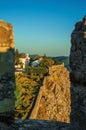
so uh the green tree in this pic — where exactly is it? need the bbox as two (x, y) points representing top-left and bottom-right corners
(15, 49), (19, 65)
(40, 56), (55, 68)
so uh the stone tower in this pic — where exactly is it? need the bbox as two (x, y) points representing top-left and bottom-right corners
(0, 20), (15, 122)
(70, 16), (86, 130)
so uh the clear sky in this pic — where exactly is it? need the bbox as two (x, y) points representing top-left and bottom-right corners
(0, 0), (86, 56)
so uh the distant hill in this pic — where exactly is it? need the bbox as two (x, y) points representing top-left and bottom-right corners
(29, 54), (39, 59)
(52, 56), (70, 70)
(29, 55), (70, 70)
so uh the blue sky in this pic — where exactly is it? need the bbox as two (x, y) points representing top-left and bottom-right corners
(0, 0), (86, 56)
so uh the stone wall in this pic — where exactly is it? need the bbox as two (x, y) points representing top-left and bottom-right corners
(0, 20), (15, 121)
(70, 16), (86, 85)
(30, 64), (71, 123)
(30, 87), (43, 119)
(70, 16), (86, 130)
(0, 120), (70, 130)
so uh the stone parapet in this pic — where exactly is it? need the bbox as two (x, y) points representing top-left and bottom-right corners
(30, 64), (71, 123)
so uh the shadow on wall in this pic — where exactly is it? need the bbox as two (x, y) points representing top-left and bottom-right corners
(69, 15), (86, 130)
(0, 20), (15, 124)
(0, 48), (15, 124)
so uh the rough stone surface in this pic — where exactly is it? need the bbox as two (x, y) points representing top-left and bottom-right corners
(70, 85), (86, 130)
(0, 20), (15, 119)
(70, 16), (86, 130)
(0, 120), (76, 130)
(70, 16), (86, 85)
(30, 64), (71, 123)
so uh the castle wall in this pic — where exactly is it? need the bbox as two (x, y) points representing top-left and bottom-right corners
(0, 20), (15, 121)
(70, 16), (86, 130)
